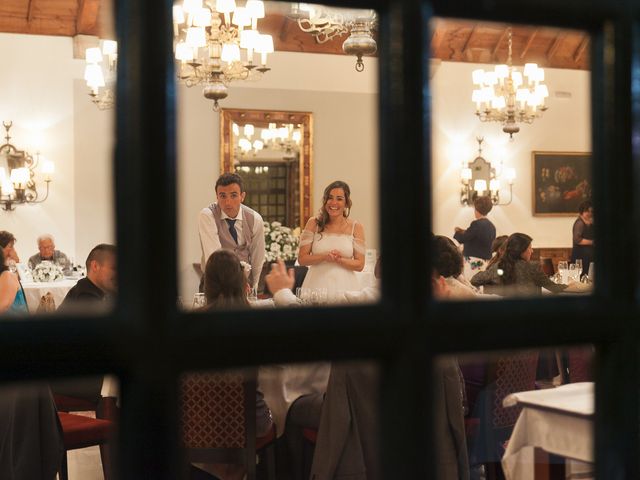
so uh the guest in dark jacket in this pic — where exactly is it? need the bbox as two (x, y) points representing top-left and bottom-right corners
(454, 196), (497, 280)
(454, 196), (496, 260)
(58, 243), (117, 311)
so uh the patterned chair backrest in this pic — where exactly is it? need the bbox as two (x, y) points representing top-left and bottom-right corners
(180, 371), (248, 449)
(491, 351), (539, 428)
(568, 346), (594, 383)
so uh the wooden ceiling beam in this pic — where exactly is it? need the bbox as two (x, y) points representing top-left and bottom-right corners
(573, 36), (589, 65)
(461, 23), (477, 55)
(76, 0), (101, 35)
(26, 0), (35, 24)
(547, 34), (564, 62)
(520, 29), (538, 59)
(0, 15), (76, 36)
(492, 28), (508, 61)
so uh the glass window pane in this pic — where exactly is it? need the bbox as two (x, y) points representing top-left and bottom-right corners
(0, 16), (117, 318)
(438, 345), (594, 478)
(177, 2), (380, 307)
(430, 19), (593, 300)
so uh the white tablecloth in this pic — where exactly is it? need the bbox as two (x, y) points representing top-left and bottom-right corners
(354, 269), (377, 290)
(259, 362), (331, 437)
(21, 279), (78, 313)
(502, 382), (594, 480)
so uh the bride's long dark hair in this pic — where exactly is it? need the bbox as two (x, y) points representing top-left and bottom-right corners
(315, 180), (352, 234)
(497, 233), (532, 285)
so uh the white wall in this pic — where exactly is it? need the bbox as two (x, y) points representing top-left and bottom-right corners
(0, 33), (83, 262)
(431, 61), (591, 247)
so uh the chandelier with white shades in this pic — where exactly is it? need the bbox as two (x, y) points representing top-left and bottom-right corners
(289, 3), (377, 72)
(84, 40), (118, 110)
(174, 0), (274, 110)
(84, 1), (274, 111)
(471, 27), (549, 139)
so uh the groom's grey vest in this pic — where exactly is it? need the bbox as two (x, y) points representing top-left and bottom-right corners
(209, 203), (257, 284)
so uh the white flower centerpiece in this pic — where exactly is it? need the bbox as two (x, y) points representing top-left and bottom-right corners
(32, 260), (64, 283)
(264, 221), (301, 263)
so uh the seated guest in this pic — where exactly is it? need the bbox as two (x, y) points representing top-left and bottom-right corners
(470, 233), (569, 296)
(28, 234), (72, 275)
(433, 235), (479, 299)
(192, 250), (273, 480)
(0, 247), (28, 315)
(485, 234), (508, 269)
(54, 244), (118, 412)
(0, 230), (20, 269)
(58, 244), (117, 312)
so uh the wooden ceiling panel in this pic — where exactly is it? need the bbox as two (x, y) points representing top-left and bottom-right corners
(0, 0), (590, 71)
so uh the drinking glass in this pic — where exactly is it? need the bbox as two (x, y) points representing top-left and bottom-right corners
(568, 264), (579, 282)
(557, 261), (568, 284)
(588, 262), (595, 283)
(575, 259), (583, 273)
(192, 293), (206, 309)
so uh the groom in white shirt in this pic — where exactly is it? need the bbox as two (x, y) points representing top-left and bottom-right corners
(198, 173), (265, 290)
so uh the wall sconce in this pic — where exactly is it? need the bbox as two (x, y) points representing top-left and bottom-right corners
(0, 121), (54, 211)
(460, 137), (515, 206)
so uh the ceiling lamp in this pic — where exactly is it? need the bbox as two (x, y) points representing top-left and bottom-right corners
(0, 122), (54, 211)
(290, 3), (377, 72)
(471, 27), (549, 139)
(460, 137), (515, 206)
(84, 40), (118, 110)
(173, 0), (274, 110)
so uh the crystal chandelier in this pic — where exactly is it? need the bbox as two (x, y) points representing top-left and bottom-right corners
(173, 0), (274, 110)
(84, 40), (118, 110)
(289, 3), (377, 72)
(0, 122), (54, 211)
(471, 27), (549, 139)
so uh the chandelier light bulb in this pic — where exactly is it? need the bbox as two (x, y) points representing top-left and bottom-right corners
(183, 0), (203, 14)
(175, 42), (194, 61)
(232, 123), (240, 136)
(216, 0), (236, 14)
(253, 139), (264, 150)
(474, 179), (487, 195)
(461, 168), (472, 182)
(42, 159), (55, 181)
(85, 47), (103, 64)
(173, 5), (185, 23)
(472, 69), (485, 85)
(495, 64), (508, 79)
(84, 64), (106, 88)
(186, 26), (207, 48)
(193, 7), (212, 27)
(292, 130), (301, 143)
(244, 124), (255, 137)
(102, 40), (117, 55)
(232, 7), (251, 27)
(489, 179), (500, 192)
(2, 178), (14, 196)
(505, 168), (516, 184)
(0, 167), (5, 183)
(221, 43), (241, 63)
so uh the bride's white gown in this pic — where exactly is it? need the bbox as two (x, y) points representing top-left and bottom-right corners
(300, 222), (364, 293)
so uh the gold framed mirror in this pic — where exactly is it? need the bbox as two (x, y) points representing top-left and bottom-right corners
(220, 108), (313, 229)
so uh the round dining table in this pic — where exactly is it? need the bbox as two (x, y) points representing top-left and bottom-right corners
(21, 278), (79, 313)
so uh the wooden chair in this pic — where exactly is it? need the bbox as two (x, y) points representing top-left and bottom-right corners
(58, 411), (115, 480)
(55, 393), (119, 480)
(181, 369), (273, 480)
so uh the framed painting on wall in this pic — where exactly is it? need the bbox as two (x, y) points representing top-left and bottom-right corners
(532, 151), (592, 216)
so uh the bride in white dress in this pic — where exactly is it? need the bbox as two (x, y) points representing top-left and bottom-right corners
(298, 181), (366, 293)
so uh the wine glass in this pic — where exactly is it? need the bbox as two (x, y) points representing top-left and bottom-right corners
(192, 293), (206, 309)
(568, 263), (578, 282)
(557, 261), (568, 284)
(575, 258), (583, 273)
